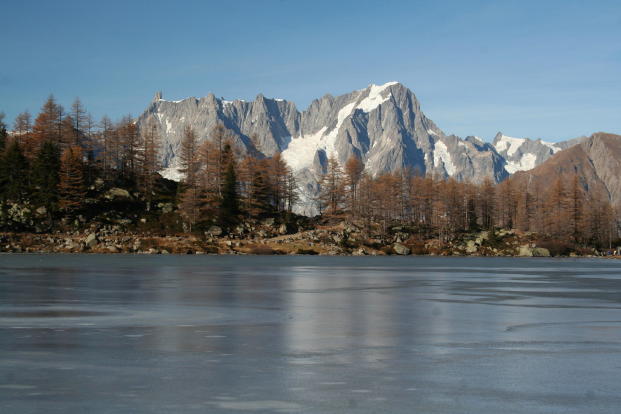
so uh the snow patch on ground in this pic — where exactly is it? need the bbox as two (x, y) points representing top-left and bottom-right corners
(165, 120), (173, 134)
(494, 134), (525, 156)
(427, 129), (438, 136)
(433, 141), (456, 176)
(504, 153), (537, 174)
(160, 166), (184, 182)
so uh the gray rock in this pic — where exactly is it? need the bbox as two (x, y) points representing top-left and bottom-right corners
(518, 245), (533, 257)
(393, 243), (411, 255)
(207, 226), (223, 236)
(160, 203), (174, 214)
(84, 233), (98, 248)
(532, 247), (551, 257)
(465, 240), (478, 254)
(105, 188), (131, 200)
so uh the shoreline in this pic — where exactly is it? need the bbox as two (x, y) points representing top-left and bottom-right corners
(1, 228), (618, 258)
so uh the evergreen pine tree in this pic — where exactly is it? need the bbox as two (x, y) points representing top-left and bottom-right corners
(0, 141), (30, 202)
(0, 112), (7, 153)
(219, 160), (239, 227)
(32, 141), (61, 211)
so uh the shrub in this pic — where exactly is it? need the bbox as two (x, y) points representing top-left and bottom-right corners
(535, 239), (574, 257)
(296, 248), (318, 255)
(248, 245), (284, 255)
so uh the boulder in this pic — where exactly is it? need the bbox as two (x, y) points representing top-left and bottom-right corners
(352, 247), (367, 256)
(518, 245), (533, 257)
(207, 226), (223, 237)
(532, 247), (551, 257)
(393, 243), (411, 255)
(105, 188), (131, 200)
(466, 240), (478, 253)
(278, 223), (288, 235)
(84, 233), (98, 248)
(160, 202), (174, 214)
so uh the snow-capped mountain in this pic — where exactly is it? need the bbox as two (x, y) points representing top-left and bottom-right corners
(492, 133), (587, 174)
(510, 132), (621, 208)
(136, 82), (582, 213)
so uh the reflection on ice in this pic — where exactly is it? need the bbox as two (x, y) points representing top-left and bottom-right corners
(0, 255), (621, 413)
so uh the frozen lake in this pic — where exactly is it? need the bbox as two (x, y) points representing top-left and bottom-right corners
(1, 255), (621, 413)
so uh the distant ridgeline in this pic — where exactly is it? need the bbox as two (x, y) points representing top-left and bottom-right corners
(0, 92), (619, 251)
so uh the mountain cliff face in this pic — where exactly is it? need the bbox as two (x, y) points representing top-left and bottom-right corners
(492, 132), (588, 174)
(136, 82), (589, 213)
(511, 133), (621, 207)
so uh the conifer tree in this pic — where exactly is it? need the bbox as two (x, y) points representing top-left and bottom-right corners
(70, 98), (88, 146)
(33, 95), (62, 147)
(0, 141), (29, 202)
(248, 160), (271, 216)
(319, 155), (345, 215)
(344, 155), (364, 217)
(99, 116), (115, 181)
(219, 157), (239, 227)
(137, 122), (161, 210)
(58, 146), (86, 213)
(178, 126), (201, 231)
(31, 141), (61, 211)
(0, 112), (6, 153)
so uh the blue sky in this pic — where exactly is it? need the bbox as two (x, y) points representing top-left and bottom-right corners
(2, 0), (620, 141)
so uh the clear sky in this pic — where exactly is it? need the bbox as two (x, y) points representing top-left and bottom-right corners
(2, 0), (620, 141)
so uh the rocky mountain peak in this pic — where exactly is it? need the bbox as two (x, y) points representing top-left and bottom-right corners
(136, 82), (590, 214)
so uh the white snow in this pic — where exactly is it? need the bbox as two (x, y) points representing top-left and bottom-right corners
(541, 140), (562, 153)
(160, 166), (184, 182)
(165, 119), (173, 134)
(494, 134), (525, 156)
(282, 100), (357, 171)
(433, 140), (456, 176)
(278, 82), (399, 175)
(504, 153), (537, 174)
(427, 129), (438, 136)
(281, 127), (328, 171)
(159, 98), (187, 104)
(275, 98), (285, 102)
(356, 83), (393, 112)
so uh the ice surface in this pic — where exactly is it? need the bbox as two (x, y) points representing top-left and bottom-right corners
(1, 255), (621, 413)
